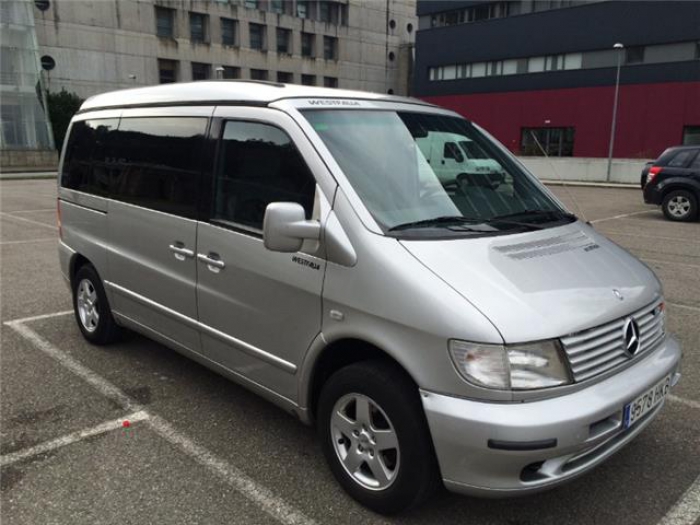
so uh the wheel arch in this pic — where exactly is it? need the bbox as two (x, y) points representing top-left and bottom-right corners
(301, 335), (420, 425)
(660, 179), (700, 201)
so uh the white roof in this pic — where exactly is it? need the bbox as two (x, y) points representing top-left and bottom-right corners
(80, 81), (432, 112)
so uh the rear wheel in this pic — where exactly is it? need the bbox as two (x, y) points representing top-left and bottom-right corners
(317, 360), (440, 514)
(72, 264), (120, 344)
(662, 189), (697, 222)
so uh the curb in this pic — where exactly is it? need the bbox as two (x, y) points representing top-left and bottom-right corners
(541, 179), (639, 189)
(0, 172), (57, 181)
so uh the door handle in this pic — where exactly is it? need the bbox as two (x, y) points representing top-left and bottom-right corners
(169, 243), (195, 261)
(197, 252), (225, 273)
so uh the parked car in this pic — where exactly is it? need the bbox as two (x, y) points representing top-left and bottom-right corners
(642, 145), (700, 221)
(58, 82), (681, 514)
(640, 161), (653, 188)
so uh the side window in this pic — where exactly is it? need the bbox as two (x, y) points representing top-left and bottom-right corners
(667, 150), (693, 168)
(212, 121), (316, 231)
(110, 117), (207, 219)
(61, 119), (118, 196)
(443, 142), (464, 163)
(689, 152), (700, 170)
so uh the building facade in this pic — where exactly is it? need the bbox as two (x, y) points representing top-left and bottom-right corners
(414, 1), (700, 159)
(32, 0), (416, 100)
(1, 0), (55, 168)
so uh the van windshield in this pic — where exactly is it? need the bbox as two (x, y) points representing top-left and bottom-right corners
(302, 110), (574, 237)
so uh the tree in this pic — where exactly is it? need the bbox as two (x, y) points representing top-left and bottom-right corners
(47, 89), (83, 151)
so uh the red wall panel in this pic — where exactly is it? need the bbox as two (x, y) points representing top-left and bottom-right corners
(423, 82), (700, 159)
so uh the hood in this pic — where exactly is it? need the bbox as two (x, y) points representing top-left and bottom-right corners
(400, 222), (661, 343)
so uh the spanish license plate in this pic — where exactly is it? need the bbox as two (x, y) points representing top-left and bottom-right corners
(623, 374), (671, 429)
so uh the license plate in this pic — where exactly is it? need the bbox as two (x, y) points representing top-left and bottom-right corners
(623, 374), (671, 429)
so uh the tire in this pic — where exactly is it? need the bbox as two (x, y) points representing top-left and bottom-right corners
(317, 360), (441, 514)
(72, 264), (121, 345)
(662, 189), (698, 222)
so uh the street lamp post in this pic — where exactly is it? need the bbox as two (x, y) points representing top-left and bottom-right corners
(606, 42), (625, 182)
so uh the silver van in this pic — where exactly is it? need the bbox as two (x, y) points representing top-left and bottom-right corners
(58, 82), (682, 514)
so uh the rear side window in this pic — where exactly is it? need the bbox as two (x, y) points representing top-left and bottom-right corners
(667, 150), (694, 168)
(110, 117), (207, 219)
(61, 119), (119, 196)
(212, 121), (316, 231)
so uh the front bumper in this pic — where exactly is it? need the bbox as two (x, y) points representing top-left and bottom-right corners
(421, 336), (682, 497)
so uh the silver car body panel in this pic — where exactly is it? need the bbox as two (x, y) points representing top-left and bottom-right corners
(57, 83), (682, 498)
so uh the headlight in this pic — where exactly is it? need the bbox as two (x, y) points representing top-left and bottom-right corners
(449, 340), (571, 390)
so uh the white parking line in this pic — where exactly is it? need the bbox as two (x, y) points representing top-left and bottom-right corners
(657, 474), (700, 525)
(0, 212), (57, 230)
(590, 210), (656, 223)
(0, 411), (149, 467)
(668, 302), (700, 313)
(642, 258), (700, 270)
(668, 395), (700, 410)
(0, 238), (56, 245)
(4, 315), (317, 525)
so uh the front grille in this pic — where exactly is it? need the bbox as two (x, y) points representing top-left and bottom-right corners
(560, 300), (665, 382)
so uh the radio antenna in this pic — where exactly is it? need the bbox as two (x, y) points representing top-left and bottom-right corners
(529, 131), (588, 223)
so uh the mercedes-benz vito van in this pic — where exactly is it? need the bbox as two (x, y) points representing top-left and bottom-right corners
(58, 82), (682, 514)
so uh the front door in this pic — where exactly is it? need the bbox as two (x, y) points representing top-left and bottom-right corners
(196, 110), (326, 402)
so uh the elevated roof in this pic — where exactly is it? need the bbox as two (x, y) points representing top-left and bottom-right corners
(80, 81), (432, 112)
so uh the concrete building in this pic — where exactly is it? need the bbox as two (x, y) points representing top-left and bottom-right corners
(413, 1), (700, 182)
(1, 0), (55, 170)
(32, 0), (417, 100)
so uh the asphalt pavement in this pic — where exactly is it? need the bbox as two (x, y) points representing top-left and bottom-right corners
(1, 179), (699, 525)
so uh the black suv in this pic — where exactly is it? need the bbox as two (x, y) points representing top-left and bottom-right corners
(642, 145), (700, 222)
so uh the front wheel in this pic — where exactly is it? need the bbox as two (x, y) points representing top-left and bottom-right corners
(662, 189), (698, 222)
(317, 360), (440, 514)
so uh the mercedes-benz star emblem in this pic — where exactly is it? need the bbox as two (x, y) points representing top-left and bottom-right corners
(623, 318), (640, 356)
(613, 289), (624, 301)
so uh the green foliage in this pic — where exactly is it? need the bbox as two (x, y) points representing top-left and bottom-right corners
(47, 89), (83, 151)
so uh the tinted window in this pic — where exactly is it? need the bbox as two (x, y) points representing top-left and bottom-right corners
(667, 150), (694, 167)
(61, 118), (119, 196)
(111, 117), (207, 218)
(213, 121), (316, 231)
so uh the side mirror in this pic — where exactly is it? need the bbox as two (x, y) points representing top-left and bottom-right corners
(263, 202), (321, 253)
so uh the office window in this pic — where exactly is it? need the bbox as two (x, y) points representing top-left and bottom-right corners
(249, 23), (266, 50)
(222, 66), (241, 79)
(319, 1), (340, 23)
(471, 62), (486, 77)
(192, 62), (211, 80)
(487, 60), (503, 76)
(270, 0), (284, 13)
(158, 59), (178, 83)
(155, 7), (175, 38)
(221, 18), (237, 46)
(528, 56), (545, 73)
(250, 69), (268, 80)
(301, 74), (315, 86)
(212, 121), (316, 230)
(110, 118), (207, 219)
(61, 119), (119, 197)
(277, 71), (294, 83)
(521, 127), (575, 157)
(323, 76), (338, 88)
(301, 32), (315, 57)
(189, 12), (208, 43)
(564, 53), (583, 70)
(245, 0), (258, 9)
(626, 46), (645, 64)
(277, 28), (291, 54)
(297, 0), (308, 18)
(545, 54), (565, 71)
(683, 126), (700, 146)
(502, 59), (517, 75)
(323, 36), (337, 60)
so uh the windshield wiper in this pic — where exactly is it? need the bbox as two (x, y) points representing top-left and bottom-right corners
(388, 216), (485, 232)
(491, 209), (576, 223)
(388, 215), (543, 233)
